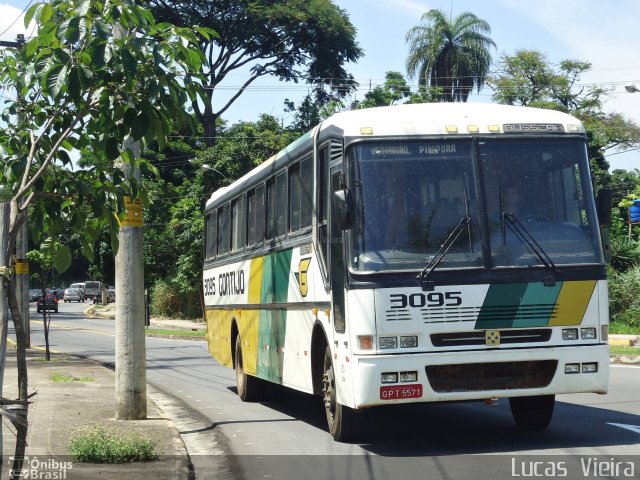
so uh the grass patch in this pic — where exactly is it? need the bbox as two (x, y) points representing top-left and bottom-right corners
(145, 328), (205, 337)
(609, 322), (640, 335)
(611, 345), (640, 356)
(68, 425), (157, 463)
(50, 373), (94, 383)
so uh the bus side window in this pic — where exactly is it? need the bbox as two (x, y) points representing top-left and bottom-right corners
(289, 163), (301, 232)
(247, 185), (265, 246)
(217, 203), (230, 255)
(231, 195), (246, 251)
(205, 210), (217, 259)
(266, 172), (287, 239)
(300, 157), (313, 229)
(318, 147), (329, 266)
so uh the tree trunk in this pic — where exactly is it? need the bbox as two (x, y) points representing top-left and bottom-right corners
(8, 281), (28, 480)
(0, 201), (10, 464)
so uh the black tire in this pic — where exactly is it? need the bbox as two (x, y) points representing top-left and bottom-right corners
(322, 345), (356, 442)
(235, 335), (262, 402)
(36, 308), (41, 313)
(54, 307), (58, 313)
(509, 395), (555, 430)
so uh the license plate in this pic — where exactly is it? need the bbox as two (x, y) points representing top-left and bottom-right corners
(380, 384), (423, 400)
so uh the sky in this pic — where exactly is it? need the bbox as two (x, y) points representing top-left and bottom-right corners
(0, 0), (639, 171)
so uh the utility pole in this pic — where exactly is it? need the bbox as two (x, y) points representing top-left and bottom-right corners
(113, 23), (146, 420)
(115, 138), (146, 420)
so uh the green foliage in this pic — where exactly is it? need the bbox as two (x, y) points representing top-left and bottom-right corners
(150, 279), (200, 319)
(68, 424), (157, 463)
(352, 71), (441, 110)
(609, 237), (640, 272)
(487, 50), (640, 192)
(148, 0), (362, 145)
(142, 114), (295, 312)
(0, 0), (207, 271)
(608, 266), (640, 329)
(406, 9), (496, 102)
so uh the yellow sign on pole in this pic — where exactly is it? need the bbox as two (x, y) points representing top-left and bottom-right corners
(122, 196), (143, 227)
(15, 259), (29, 275)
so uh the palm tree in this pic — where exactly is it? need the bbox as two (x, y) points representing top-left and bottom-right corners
(406, 9), (496, 102)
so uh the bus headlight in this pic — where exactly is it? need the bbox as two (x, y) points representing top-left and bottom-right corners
(400, 371), (418, 383)
(400, 336), (418, 348)
(580, 328), (597, 340)
(562, 328), (578, 341)
(379, 337), (397, 349)
(381, 372), (398, 384)
(582, 362), (598, 373)
(565, 363), (580, 374)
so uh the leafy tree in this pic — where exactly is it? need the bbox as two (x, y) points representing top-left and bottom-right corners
(406, 9), (495, 102)
(352, 71), (442, 109)
(487, 50), (640, 192)
(147, 0), (363, 145)
(0, 0), (206, 469)
(141, 114), (296, 317)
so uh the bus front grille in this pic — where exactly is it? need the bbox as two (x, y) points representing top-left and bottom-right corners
(425, 360), (557, 393)
(431, 328), (552, 347)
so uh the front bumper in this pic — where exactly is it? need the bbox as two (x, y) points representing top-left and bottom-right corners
(349, 344), (609, 409)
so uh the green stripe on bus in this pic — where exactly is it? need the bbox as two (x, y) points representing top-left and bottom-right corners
(257, 309), (286, 383)
(475, 283), (528, 329)
(256, 249), (292, 383)
(261, 250), (293, 304)
(513, 282), (563, 328)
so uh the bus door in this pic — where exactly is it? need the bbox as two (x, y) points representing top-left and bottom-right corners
(329, 166), (347, 334)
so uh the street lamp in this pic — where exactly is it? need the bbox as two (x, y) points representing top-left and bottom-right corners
(201, 164), (230, 182)
(625, 84), (640, 93)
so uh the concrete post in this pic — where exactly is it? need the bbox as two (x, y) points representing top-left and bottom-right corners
(15, 221), (29, 348)
(114, 138), (147, 420)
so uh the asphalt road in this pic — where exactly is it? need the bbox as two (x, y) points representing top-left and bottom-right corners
(15, 301), (640, 480)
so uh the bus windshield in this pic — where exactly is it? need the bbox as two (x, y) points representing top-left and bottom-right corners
(350, 138), (603, 272)
(350, 140), (482, 272)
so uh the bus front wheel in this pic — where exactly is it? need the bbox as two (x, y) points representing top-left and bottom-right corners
(322, 346), (356, 442)
(235, 335), (261, 402)
(509, 394), (555, 430)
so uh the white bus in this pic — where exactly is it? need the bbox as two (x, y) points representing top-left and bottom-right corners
(203, 103), (609, 441)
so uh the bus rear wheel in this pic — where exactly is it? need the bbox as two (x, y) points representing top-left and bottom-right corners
(235, 335), (261, 402)
(322, 345), (356, 442)
(509, 394), (555, 430)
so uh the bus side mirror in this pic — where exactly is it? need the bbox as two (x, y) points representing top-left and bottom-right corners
(596, 188), (612, 228)
(334, 189), (354, 230)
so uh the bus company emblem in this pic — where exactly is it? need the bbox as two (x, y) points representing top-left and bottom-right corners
(296, 258), (312, 297)
(485, 330), (500, 346)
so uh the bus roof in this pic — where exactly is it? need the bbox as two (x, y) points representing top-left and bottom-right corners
(205, 103), (584, 209)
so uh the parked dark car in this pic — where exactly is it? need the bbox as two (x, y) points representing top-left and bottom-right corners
(37, 293), (58, 313)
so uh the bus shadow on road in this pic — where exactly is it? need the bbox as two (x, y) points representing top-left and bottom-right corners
(255, 389), (640, 455)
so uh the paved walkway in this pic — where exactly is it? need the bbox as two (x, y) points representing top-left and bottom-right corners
(1, 346), (190, 480)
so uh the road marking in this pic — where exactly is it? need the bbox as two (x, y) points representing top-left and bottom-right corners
(31, 320), (115, 337)
(8, 338), (64, 354)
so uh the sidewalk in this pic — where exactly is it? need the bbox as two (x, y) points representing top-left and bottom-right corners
(1, 346), (191, 480)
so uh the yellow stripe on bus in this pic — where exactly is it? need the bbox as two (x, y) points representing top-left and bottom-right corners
(549, 280), (596, 326)
(248, 256), (264, 304)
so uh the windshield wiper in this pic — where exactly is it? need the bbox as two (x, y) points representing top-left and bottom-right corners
(417, 217), (471, 291)
(503, 212), (558, 286)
